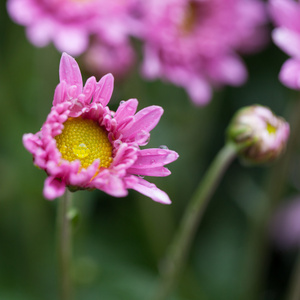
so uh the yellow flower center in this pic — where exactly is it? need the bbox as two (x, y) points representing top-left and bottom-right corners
(55, 117), (113, 169)
(267, 122), (277, 135)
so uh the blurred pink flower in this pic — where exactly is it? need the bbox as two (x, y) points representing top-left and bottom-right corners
(269, 0), (300, 89)
(82, 37), (136, 79)
(271, 197), (300, 249)
(23, 53), (178, 203)
(137, 0), (268, 105)
(7, 0), (136, 56)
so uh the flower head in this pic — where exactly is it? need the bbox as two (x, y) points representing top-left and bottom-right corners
(137, 0), (268, 105)
(7, 0), (136, 56)
(269, 0), (300, 89)
(227, 105), (290, 164)
(23, 53), (178, 203)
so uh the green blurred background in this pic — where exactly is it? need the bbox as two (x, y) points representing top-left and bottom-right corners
(1, 2), (299, 300)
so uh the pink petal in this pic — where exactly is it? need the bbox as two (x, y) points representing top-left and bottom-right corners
(53, 81), (67, 106)
(54, 28), (89, 57)
(131, 149), (179, 168)
(279, 58), (300, 89)
(269, 0), (300, 29)
(272, 28), (300, 58)
(59, 53), (83, 95)
(185, 77), (212, 106)
(69, 160), (99, 186)
(114, 98), (138, 122)
(92, 172), (128, 197)
(43, 176), (66, 200)
(111, 143), (137, 169)
(208, 55), (247, 86)
(82, 76), (97, 104)
(27, 21), (52, 47)
(7, 0), (36, 25)
(116, 116), (135, 132)
(23, 133), (42, 154)
(127, 166), (171, 177)
(93, 73), (114, 107)
(121, 106), (163, 141)
(141, 46), (161, 79)
(124, 176), (171, 204)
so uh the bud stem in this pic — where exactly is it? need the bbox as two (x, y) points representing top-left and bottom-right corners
(153, 142), (238, 300)
(57, 190), (73, 300)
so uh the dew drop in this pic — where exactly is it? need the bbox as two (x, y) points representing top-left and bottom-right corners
(114, 140), (122, 147)
(120, 100), (125, 105)
(159, 145), (168, 150)
(73, 143), (90, 158)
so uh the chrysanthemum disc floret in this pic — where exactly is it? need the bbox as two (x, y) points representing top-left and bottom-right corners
(55, 117), (113, 170)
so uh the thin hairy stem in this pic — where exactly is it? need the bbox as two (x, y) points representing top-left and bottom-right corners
(57, 190), (73, 300)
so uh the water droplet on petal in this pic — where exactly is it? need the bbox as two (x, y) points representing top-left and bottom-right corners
(120, 100), (125, 105)
(159, 145), (168, 150)
(114, 140), (122, 147)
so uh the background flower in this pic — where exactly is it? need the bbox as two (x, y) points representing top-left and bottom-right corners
(271, 197), (300, 250)
(6, 0), (136, 56)
(269, 0), (300, 89)
(137, 0), (268, 105)
(7, 0), (268, 104)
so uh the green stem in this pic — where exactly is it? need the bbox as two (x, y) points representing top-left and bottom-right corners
(57, 190), (73, 300)
(153, 142), (238, 300)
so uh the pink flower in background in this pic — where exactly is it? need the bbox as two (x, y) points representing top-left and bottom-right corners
(23, 53), (178, 203)
(82, 36), (136, 79)
(271, 197), (300, 249)
(137, 0), (268, 105)
(269, 0), (300, 89)
(7, 0), (136, 56)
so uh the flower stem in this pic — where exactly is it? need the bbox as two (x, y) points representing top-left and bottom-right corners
(57, 190), (73, 300)
(153, 142), (238, 300)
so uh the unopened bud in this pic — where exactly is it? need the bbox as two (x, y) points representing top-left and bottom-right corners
(227, 105), (290, 164)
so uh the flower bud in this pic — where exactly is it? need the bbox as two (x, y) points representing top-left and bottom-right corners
(227, 105), (290, 164)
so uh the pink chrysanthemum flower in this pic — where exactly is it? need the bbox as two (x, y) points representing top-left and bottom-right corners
(269, 0), (300, 89)
(23, 53), (178, 204)
(137, 0), (268, 105)
(7, 0), (136, 56)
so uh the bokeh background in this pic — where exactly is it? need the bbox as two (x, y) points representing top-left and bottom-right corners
(1, 1), (299, 300)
